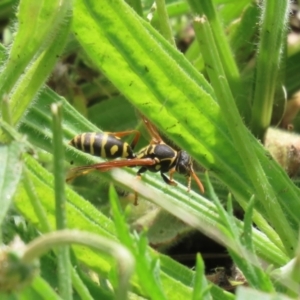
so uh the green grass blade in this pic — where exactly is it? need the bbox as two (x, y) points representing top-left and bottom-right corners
(109, 185), (167, 299)
(0, 142), (23, 234)
(51, 103), (72, 300)
(155, 0), (175, 46)
(126, 0), (143, 16)
(22, 230), (134, 300)
(194, 15), (296, 255)
(192, 254), (212, 300)
(228, 3), (259, 69)
(20, 276), (63, 300)
(187, 0), (249, 120)
(0, 0), (72, 127)
(250, 0), (290, 138)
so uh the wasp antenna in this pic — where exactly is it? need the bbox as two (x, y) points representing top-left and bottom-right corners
(191, 171), (205, 194)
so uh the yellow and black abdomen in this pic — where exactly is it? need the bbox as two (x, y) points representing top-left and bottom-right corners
(69, 133), (135, 159)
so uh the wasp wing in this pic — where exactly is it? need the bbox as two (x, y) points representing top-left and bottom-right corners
(66, 158), (156, 182)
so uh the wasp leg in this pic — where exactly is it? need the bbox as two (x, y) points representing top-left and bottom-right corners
(160, 172), (177, 186)
(105, 130), (141, 151)
(187, 175), (192, 192)
(140, 115), (163, 145)
(169, 168), (205, 194)
(133, 175), (141, 206)
(137, 166), (147, 176)
(132, 167), (148, 205)
(169, 168), (176, 182)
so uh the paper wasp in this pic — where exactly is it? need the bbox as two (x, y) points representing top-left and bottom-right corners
(68, 115), (204, 204)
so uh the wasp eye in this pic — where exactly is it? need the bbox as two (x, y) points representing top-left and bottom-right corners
(176, 151), (192, 175)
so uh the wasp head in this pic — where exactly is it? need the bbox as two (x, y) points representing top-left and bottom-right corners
(175, 150), (193, 176)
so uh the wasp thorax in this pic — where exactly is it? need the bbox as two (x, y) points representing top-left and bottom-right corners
(176, 151), (192, 175)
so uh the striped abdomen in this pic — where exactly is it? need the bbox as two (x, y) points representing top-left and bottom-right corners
(69, 133), (135, 159)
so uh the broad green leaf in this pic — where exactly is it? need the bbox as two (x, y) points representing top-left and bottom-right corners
(71, 0), (300, 251)
(88, 96), (138, 132)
